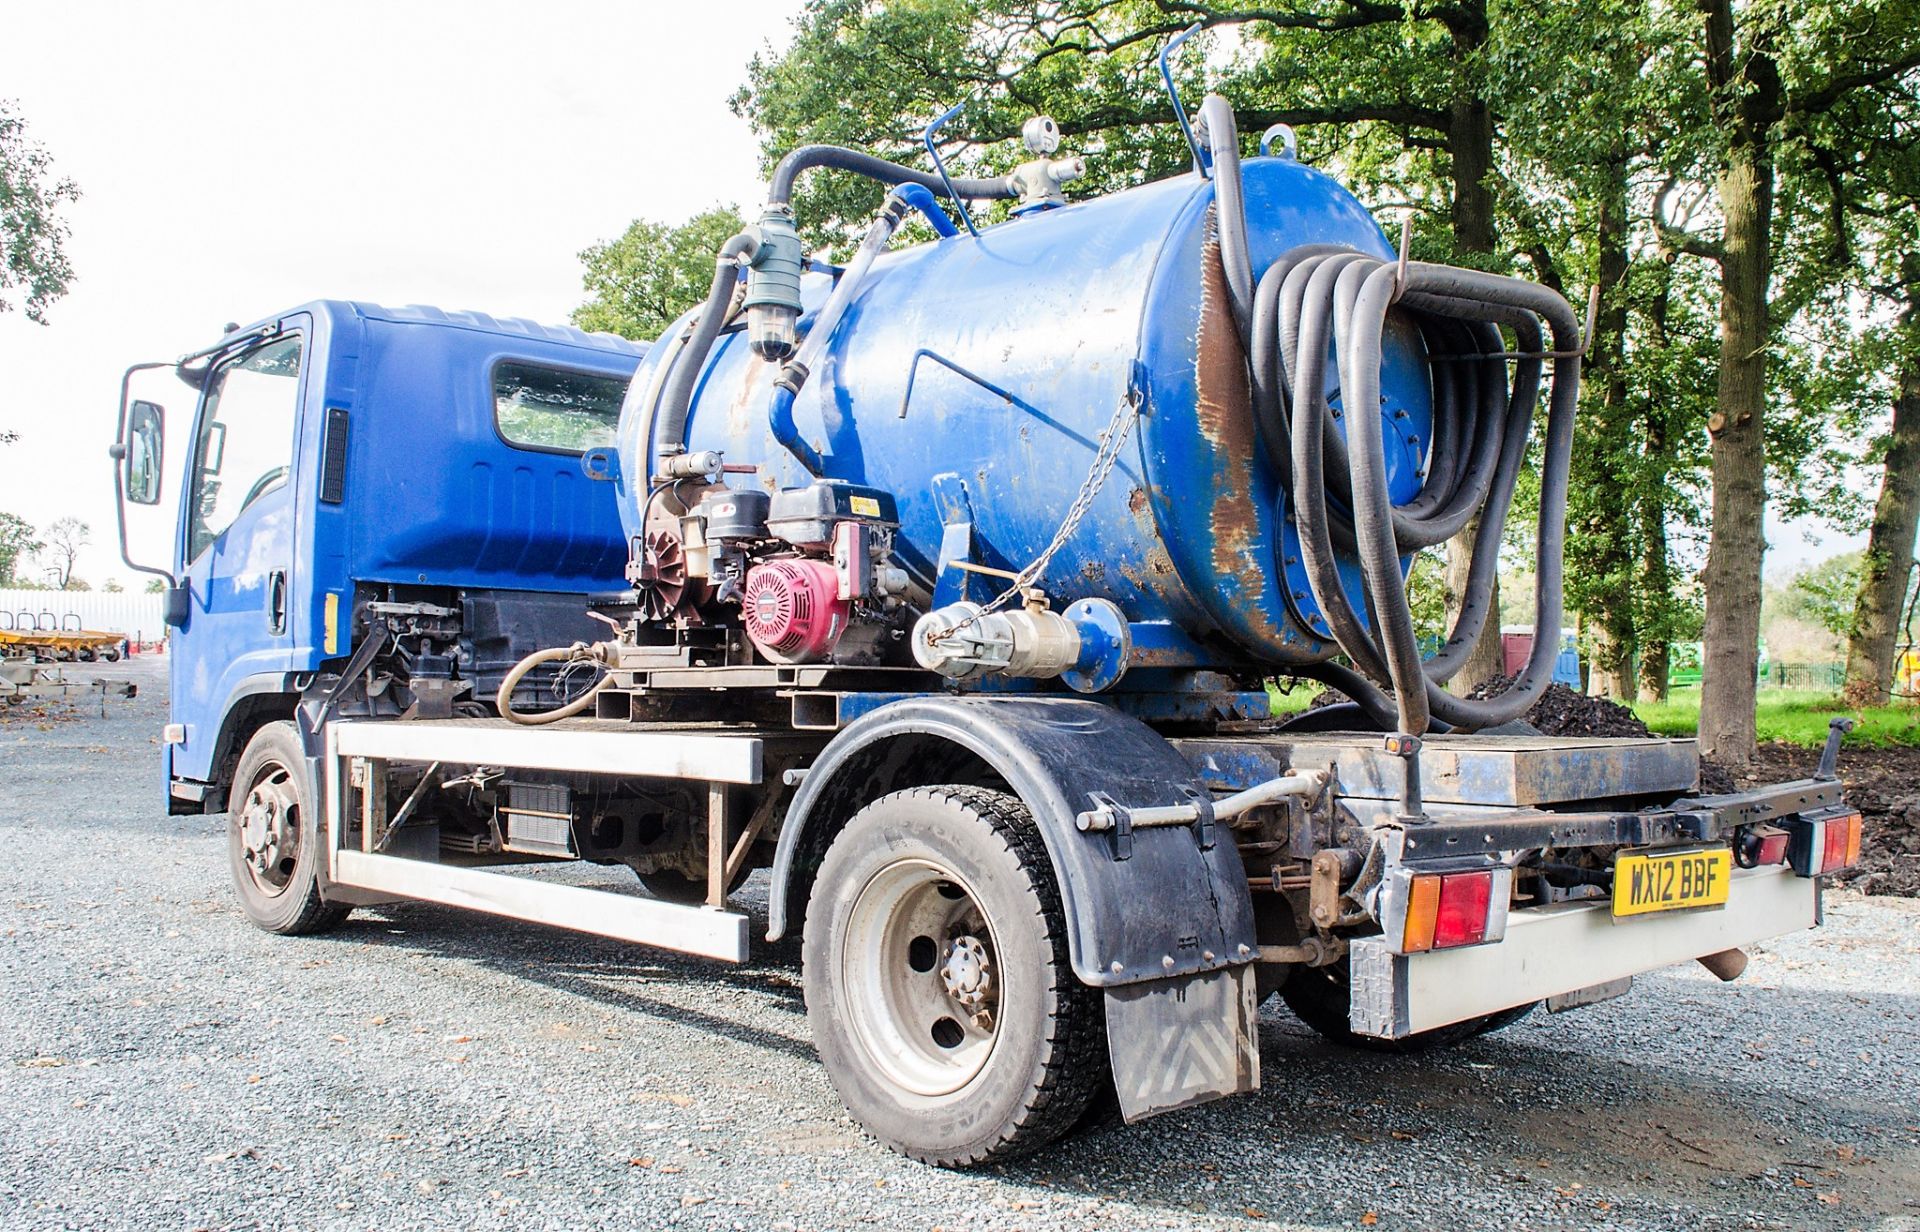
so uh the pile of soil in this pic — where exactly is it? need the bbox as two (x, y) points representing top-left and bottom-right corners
(1714, 743), (1920, 898)
(1464, 674), (1654, 739)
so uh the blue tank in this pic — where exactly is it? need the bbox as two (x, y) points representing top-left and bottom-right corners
(614, 157), (1432, 670)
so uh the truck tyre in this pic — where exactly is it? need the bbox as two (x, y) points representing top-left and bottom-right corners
(228, 721), (350, 936)
(1279, 959), (1535, 1053)
(803, 785), (1105, 1166)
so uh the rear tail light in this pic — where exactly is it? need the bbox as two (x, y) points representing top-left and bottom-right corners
(1787, 811), (1863, 877)
(1738, 825), (1791, 868)
(1391, 866), (1510, 954)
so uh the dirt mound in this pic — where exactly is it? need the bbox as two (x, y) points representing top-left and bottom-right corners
(1729, 743), (1920, 899)
(1464, 675), (1653, 739)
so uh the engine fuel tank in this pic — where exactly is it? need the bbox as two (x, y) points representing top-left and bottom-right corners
(615, 157), (1432, 669)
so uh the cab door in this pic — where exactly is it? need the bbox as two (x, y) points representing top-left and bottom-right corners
(171, 323), (309, 784)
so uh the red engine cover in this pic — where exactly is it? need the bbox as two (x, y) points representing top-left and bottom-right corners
(740, 558), (849, 663)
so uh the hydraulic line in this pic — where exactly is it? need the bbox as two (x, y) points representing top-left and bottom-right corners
(496, 644), (613, 726)
(1206, 113), (1582, 735)
(766, 145), (1016, 208)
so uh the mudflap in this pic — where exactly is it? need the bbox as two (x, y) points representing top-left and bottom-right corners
(1104, 964), (1261, 1123)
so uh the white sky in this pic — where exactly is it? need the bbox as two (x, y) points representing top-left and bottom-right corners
(0, 0), (801, 586)
(0, 0), (1862, 588)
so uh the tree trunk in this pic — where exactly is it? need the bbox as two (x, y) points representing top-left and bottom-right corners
(1637, 254), (1680, 704)
(1444, 525), (1505, 695)
(1842, 333), (1920, 707)
(1439, 0), (1502, 696)
(1585, 160), (1636, 702)
(1696, 0), (1779, 766)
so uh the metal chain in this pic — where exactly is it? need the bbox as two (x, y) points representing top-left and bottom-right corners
(929, 390), (1143, 645)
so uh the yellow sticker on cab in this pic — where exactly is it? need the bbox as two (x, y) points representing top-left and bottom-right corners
(1612, 846), (1732, 917)
(849, 495), (882, 517)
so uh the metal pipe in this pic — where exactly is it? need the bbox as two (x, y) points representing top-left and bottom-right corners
(652, 231), (759, 474)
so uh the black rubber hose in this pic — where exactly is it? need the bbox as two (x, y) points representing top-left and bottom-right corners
(767, 145), (1014, 207)
(1262, 248), (1580, 733)
(651, 231), (758, 471)
(1200, 95), (1255, 345)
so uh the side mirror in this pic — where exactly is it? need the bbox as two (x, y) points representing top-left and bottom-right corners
(162, 585), (190, 629)
(125, 401), (165, 505)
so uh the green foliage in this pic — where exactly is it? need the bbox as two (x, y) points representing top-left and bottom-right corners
(0, 100), (79, 324)
(144, 577), (166, 594)
(1634, 686), (1920, 748)
(572, 207), (747, 341)
(0, 511), (40, 586)
(1775, 551), (1864, 639)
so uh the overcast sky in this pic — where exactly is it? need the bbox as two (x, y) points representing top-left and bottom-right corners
(0, 1), (1860, 589)
(0, 0), (801, 586)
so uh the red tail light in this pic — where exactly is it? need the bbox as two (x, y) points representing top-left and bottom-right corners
(1788, 811), (1863, 876)
(1395, 868), (1507, 954)
(1434, 871), (1494, 947)
(1821, 812), (1863, 873)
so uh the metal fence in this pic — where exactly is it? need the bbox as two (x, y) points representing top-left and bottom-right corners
(0, 589), (168, 642)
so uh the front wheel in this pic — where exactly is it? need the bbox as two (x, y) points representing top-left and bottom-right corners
(227, 721), (350, 935)
(803, 786), (1106, 1166)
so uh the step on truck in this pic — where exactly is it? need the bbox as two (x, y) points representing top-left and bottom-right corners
(112, 83), (1861, 1167)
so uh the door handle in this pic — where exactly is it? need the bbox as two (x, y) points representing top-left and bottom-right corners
(267, 570), (287, 636)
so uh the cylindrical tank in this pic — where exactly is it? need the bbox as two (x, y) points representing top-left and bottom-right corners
(614, 157), (1432, 670)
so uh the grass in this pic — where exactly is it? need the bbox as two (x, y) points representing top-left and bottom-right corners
(1633, 687), (1920, 748)
(1267, 681), (1920, 748)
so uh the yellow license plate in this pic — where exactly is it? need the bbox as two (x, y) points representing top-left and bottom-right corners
(1612, 847), (1732, 917)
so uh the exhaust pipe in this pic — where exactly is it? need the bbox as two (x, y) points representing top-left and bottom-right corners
(1696, 948), (1749, 982)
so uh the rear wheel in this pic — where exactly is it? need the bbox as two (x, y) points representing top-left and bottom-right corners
(227, 721), (350, 935)
(1279, 959), (1535, 1053)
(803, 785), (1105, 1166)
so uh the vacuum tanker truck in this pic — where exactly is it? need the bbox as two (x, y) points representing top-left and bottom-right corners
(112, 82), (1860, 1166)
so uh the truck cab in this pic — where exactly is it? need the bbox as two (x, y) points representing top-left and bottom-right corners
(114, 302), (644, 813)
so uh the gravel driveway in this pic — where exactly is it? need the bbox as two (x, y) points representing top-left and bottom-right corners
(5, 657), (1918, 1232)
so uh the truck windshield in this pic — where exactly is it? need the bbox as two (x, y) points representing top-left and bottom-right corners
(493, 361), (624, 453)
(187, 335), (303, 560)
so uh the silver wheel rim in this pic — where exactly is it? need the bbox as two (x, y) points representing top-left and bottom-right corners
(840, 857), (1002, 1097)
(235, 761), (300, 897)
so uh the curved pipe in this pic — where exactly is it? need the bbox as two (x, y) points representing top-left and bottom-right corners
(768, 186), (925, 474)
(651, 230), (759, 474)
(766, 145), (1013, 207)
(496, 645), (612, 726)
(1199, 95), (1255, 345)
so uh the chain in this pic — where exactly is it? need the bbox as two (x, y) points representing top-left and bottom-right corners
(929, 390), (1143, 646)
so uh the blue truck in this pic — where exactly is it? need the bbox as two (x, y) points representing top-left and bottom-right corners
(112, 87), (1859, 1167)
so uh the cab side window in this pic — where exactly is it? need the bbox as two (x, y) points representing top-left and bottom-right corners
(492, 361), (624, 454)
(187, 335), (303, 560)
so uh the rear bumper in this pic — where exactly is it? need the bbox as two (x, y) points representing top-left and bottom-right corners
(1347, 863), (1820, 1038)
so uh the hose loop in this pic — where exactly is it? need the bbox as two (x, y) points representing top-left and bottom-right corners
(496, 643), (615, 726)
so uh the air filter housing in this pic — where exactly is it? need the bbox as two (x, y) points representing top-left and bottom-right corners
(741, 558), (848, 663)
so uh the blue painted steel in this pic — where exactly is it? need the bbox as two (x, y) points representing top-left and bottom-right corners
(618, 157), (1432, 673)
(168, 301), (642, 783)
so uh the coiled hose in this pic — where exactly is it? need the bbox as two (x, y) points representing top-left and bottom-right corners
(1201, 94), (1582, 735)
(496, 644), (613, 726)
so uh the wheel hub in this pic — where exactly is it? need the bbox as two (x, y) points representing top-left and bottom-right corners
(239, 774), (297, 878)
(841, 859), (1005, 1097)
(941, 935), (992, 1013)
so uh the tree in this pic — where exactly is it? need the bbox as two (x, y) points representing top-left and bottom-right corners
(0, 100), (79, 323)
(39, 516), (88, 590)
(101, 578), (123, 593)
(573, 207), (747, 341)
(1671, 0), (1920, 764)
(144, 577), (166, 594)
(0, 511), (39, 585)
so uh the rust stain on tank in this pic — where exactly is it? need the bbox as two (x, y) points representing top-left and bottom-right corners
(1193, 214), (1282, 643)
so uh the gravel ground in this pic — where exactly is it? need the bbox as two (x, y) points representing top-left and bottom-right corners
(5, 657), (1920, 1232)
